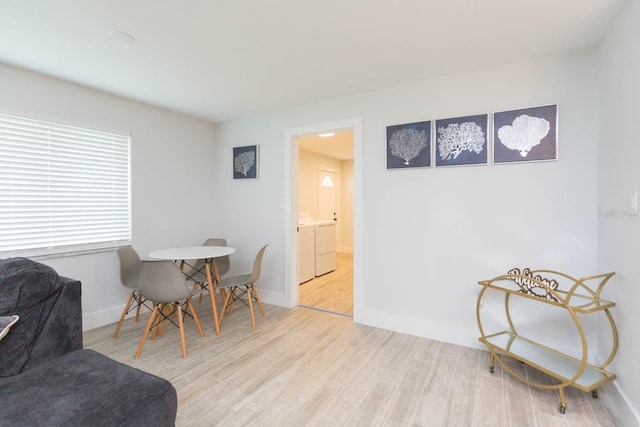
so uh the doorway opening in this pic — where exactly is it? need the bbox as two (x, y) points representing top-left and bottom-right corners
(297, 134), (353, 316)
(283, 118), (362, 320)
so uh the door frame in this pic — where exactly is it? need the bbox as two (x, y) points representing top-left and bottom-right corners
(283, 117), (363, 321)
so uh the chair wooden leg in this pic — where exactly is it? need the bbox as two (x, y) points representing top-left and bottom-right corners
(251, 285), (266, 317)
(113, 291), (136, 338)
(151, 303), (164, 340)
(134, 293), (143, 322)
(187, 298), (205, 338)
(228, 289), (237, 315)
(218, 287), (233, 325)
(166, 305), (174, 337)
(219, 288), (227, 310)
(177, 304), (187, 359)
(161, 304), (172, 337)
(247, 287), (257, 332)
(135, 305), (158, 359)
(218, 288), (230, 314)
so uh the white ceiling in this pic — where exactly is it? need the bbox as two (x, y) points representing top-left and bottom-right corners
(299, 131), (355, 160)
(0, 0), (625, 123)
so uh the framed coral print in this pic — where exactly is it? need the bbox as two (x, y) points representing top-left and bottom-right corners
(435, 114), (488, 167)
(386, 120), (431, 169)
(233, 145), (258, 179)
(493, 104), (558, 164)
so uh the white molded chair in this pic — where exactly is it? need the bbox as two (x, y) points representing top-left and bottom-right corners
(113, 247), (151, 338)
(217, 245), (268, 332)
(134, 260), (205, 359)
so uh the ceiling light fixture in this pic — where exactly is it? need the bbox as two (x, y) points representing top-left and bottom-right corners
(112, 31), (135, 44)
(318, 132), (335, 138)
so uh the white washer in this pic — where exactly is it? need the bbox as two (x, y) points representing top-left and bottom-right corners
(314, 220), (336, 276)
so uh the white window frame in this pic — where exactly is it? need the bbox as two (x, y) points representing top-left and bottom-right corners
(0, 113), (131, 259)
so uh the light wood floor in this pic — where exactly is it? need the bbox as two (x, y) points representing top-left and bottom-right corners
(299, 252), (353, 316)
(84, 298), (619, 426)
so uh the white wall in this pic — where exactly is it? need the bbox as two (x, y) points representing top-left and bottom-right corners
(298, 149), (341, 219)
(0, 63), (218, 330)
(339, 159), (354, 252)
(215, 51), (601, 350)
(598, 0), (640, 423)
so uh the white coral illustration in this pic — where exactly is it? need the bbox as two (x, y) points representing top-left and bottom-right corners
(389, 128), (428, 165)
(234, 150), (256, 176)
(497, 114), (550, 157)
(437, 122), (485, 160)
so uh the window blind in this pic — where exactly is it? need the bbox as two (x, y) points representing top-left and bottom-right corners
(0, 113), (131, 258)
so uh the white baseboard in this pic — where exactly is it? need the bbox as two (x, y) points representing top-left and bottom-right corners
(83, 291), (288, 331)
(355, 306), (480, 349)
(255, 289), (288, 307)
(603, 380), (640, 427)
(82, 304), (126, 331)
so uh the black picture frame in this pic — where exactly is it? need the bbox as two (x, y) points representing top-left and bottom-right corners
(233, 145), (258, 179)
(493, 104), (558, 164)
(435, 114), (488, 167)
(386, 120), (431, 169)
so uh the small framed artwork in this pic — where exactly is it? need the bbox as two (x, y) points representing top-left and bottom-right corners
(493, 104), (558, 164)
(386, 120), (431, 169)
(233, 145), (258, 179)
(435, 114), (488, 167)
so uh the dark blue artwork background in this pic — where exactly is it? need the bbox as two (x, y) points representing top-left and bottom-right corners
(435, 114), (488, 167)
(233, 145), (258, 179)
(493, 104), (557, 163)
(386, 121), (431, 169)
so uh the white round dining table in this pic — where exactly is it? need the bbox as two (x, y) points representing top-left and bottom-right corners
(149, 246), (236, 261)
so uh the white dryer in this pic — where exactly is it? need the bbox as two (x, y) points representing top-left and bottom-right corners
(298, 213), (337, 280)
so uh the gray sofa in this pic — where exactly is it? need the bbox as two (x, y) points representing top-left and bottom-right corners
(0, 257), (177, 426)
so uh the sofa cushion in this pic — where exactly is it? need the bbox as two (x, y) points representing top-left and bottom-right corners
(0, 349), (177, 427)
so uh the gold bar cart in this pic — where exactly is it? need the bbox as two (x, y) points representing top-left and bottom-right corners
(476, 269), (618, 414)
